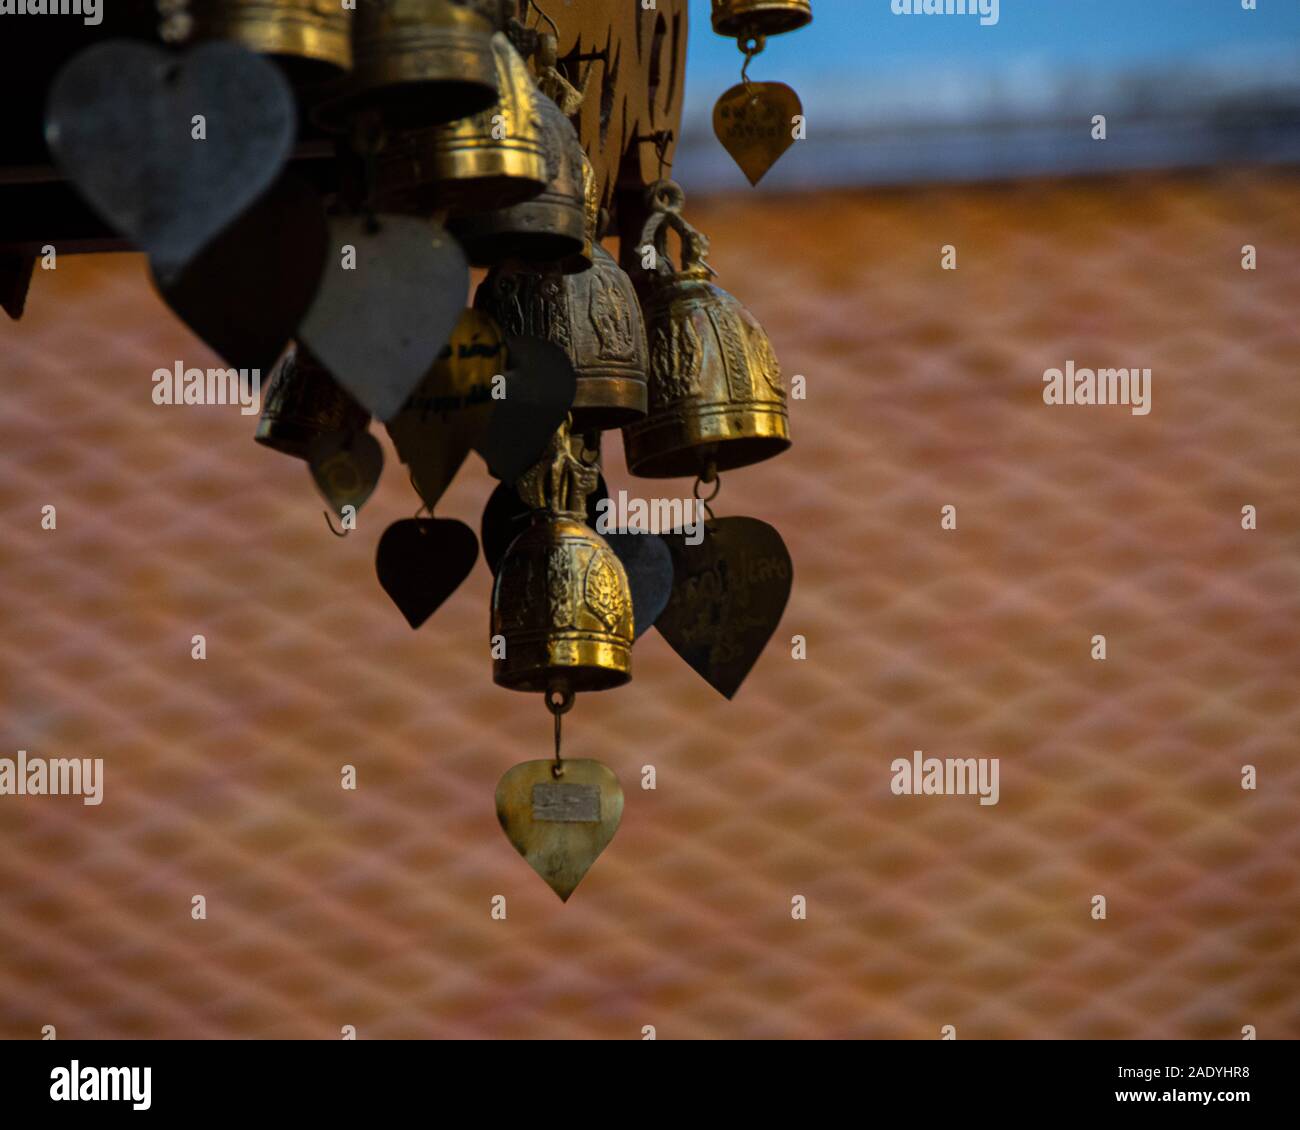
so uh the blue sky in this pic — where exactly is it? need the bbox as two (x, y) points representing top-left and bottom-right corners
(687, 0), (1300, 103)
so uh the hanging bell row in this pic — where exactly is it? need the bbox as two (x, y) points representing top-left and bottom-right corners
(191, 1), (515, 103)
(491, 421), (633, 695)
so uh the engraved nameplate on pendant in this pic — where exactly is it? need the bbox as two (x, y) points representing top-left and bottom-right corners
(532, 781), (601, 823)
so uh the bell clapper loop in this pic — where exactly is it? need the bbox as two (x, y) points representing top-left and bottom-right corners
(546, 685), (575, 778)
(640, 180), (714, 281)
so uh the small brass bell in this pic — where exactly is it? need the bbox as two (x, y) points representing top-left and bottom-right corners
(492, 423), (633, 694)
(315, 0), (499, 131)
(373, 31), (547, 215)
(255, 342), (369, 459)
(622, 180), (790, 478)
(190, 0), (354, 79)
(712, 0), (813, 39)
(450, 91), (588, 267)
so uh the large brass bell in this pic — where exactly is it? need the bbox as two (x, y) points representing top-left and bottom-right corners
(492, 423), (633, 694)
(712, 0), (813, 39)
(190, 0), (354, 79)
(622, 180), (790, 478)
(373, 31), (547, 215)
(315, 0), (499, 131)
(474, 162), (648, 429)
(255, 342), (369, 458)
(450, 91), (588, 266)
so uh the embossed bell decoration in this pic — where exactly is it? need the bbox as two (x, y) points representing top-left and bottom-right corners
(190, 0), (354, 79)
(255, 342), (369, 459)
(315, 0), (499, 132)
(450, 90), (588, 266)
(492, 421), (633, 694)
(474, 156), (648, 430)
(712, 0), (812, 39)
(623, 181), (790, 478)
(373, 31), (547, 214)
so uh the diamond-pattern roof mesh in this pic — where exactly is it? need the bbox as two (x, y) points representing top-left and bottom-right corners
(0, 170), (1297, 1038)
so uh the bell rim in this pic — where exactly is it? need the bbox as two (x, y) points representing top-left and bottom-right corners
(623, 403), (791, 479)
(452, 195), (588, 265)
(712, 0), (813, 38)
(311, 10), (501, 129)
(570, 376), (649, 431)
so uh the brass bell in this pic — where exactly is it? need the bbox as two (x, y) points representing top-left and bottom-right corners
(373, 32), (547, 215)
(492, 423), (633, 694)
(315, 0), (499, 131)
(255, 342), (369, 459)
(622, 181), (790, 478)
(190, 0), (354, 80)
(449, 91), (588, 267)
(712, 0), (813, 39)
(475, 237), (648, 432)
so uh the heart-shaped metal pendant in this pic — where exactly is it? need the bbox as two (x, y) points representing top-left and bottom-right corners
(655, 516), (792, 698)
(299, 215), (469, 423)
(480, 336), (578, 483)
(604, 533), (674, 640)
(307, 430), (383, 516)
(153, 173), (328, 375)
(496, 759), (623, 901)
(375, 518), (479, 630)
(712, 81), (802, 187)
(385, 309), (504, 512)
(46, 40), (296, 281)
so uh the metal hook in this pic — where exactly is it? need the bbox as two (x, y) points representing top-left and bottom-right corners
(740, 35), (765, 97)
(634, 132), (675, 181)
(546, 685), (575, 778)
(530, 0), (560, 39)
(409, 471), (433, 520)
(349, 113), (387, 232)
(693, 463), (720, 525)
(323, 510), (350, 538)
